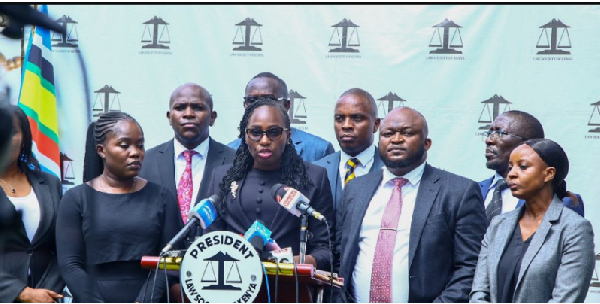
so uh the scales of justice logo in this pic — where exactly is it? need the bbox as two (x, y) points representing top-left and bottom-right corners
(429, 18), (463, 55)
(536, 19), (571, 55)
(60, 153), (75, 186)
(477, 94), (512, 131)
(141, 16), (171, 49)
(328, 18), (360, 53)
(377, 92), (406, 119)
(232, 18), (263, 51)
(591, 254), (600, 288)
(289, 90), (307, 125)
(181, 231), (262, 303)
(51, 15), (78, 48)
(588, 100), (600, 133)
(92, 85), (121, 118)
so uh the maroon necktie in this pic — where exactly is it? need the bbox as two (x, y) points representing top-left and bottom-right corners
(177, 150), (196, 224)
(369, 177), (409, 303)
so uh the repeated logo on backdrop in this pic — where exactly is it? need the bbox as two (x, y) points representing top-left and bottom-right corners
(52, 15), (80, 53)
(60, 153), (75, 186)
(327, 18), (361, 58)
(586, 99), (600, 139)
(591, 254), (600, 293)
(534, 18), (572, 61)
(231, 17), (264, 57)
(377, 92), (406, 119)
(427, 18), (464, 60)
(476, 94), (512, 134)
(140, 16), (172, 55)
(289, 89), (307, 127)
(92, 85), (122, 118)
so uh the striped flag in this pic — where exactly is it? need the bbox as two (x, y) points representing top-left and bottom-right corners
(18, 5), (60, 177)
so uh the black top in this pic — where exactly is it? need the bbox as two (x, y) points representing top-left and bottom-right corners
(56, 181), (180, 302)
(497, 224), (535, 303)
(205, 163), (335, 270)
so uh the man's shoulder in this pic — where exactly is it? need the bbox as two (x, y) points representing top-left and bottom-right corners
(145, 140), (173, 157)
(227, 138), (242, 150)
(292, 128), (331, 146)
(426, 165), (478, 188)
(209, 138), (236, 157)
(312, 151), (340, 167)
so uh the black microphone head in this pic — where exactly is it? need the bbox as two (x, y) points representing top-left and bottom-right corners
(249, 235), (265, 252)
(270, 183), (285, 200)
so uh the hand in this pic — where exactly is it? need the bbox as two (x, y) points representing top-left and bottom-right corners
(293, 254), (317, 267)
(17, 287), (63, 303)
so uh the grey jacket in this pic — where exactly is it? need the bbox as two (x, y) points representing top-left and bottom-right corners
(470, 196), (595, 303)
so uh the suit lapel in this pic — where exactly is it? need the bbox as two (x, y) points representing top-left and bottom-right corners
(370, 148), (384, 172)
(479, 176), (494, 199)
(326, 152), (342, 209)
(196, 138), (222, 205)
(515, 198), (563, 291)
(29, 173), (53, 246)
(408, 164), (440, 268)
(488, 209), (520, 300)
(159, 139), (177, 195)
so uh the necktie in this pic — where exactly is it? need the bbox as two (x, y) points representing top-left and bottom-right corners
(344, 158), (360, 185)
(370, 177), (409, 303)
(486, 178), (508, 221)
(177, 150), (196, 224)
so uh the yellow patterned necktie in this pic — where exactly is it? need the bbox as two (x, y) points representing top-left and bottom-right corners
(344, 158), (360, 185)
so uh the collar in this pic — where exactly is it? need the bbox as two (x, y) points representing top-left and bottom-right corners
(382, 161), (426, 186)
(491, 172), (505, 188)
(173, 136), (210, 159)
(340, 145), (376, 168)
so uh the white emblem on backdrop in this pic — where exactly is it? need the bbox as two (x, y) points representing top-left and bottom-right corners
(180, 231), (263, 303)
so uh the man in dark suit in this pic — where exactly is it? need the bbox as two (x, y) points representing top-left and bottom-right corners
(313, 88), (382, 227)
(228, 72), (335, 162)
(480, 110), (584, 219)
(337, 107), (487, 303)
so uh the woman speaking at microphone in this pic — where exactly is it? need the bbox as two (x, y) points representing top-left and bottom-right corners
(56, 112), (180, 302)
(205, 98), (334, 270)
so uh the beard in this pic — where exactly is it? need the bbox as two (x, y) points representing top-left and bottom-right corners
(381, 143), (426, 169)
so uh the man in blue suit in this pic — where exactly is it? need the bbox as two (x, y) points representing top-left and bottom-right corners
(481, 110), (584, 220)
(313, 88), (382, 223)
(228, 72), (334, 162)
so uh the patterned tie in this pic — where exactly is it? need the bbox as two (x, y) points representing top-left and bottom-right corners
(177, 150), (196, 224)
(344, 158), (360, 185)
(486, 178), (508, 221)
(370, 177), (409, 303)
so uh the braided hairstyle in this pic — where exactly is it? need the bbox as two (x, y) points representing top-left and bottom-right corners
(216, 98), (311, 214)
(82, 111), (142, 182)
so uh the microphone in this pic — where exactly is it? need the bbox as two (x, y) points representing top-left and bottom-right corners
(270, 184), (326, 222)
(244, 220), (275, 261)
(160, 194), (219, 254)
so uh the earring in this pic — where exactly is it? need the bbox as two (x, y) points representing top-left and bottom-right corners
(19, 153), (28, 163)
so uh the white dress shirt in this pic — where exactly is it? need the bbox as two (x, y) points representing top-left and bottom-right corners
(353, 162), (426, 303)
(339, 145), (376, 189)
(8, 187), (40, 242)
(174, 138), (209, 206)
(483, 172), (519, 214)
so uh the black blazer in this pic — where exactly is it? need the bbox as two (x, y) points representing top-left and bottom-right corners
(139, 137), (236, 240)
(337, 164), (488, 303)
(0, 171), (65, 301)
(205, 163), (335, 271)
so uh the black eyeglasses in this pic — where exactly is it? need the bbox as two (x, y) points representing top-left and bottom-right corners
(243, 95), (287, 105)
(483, 129), (526, 141)
(245, 127), (288, 142)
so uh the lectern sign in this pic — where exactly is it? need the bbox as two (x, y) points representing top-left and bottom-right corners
(181, 231), (263, 303)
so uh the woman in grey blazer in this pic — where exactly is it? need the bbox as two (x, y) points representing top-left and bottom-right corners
(470, 139), (594, 303)
(0, 106), (64, 302)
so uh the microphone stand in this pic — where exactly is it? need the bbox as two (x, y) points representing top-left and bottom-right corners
(299, 214), (308, 264)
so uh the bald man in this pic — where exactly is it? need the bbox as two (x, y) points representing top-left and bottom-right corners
(337, 107), (486, 302)
(140, 83), (235, 237)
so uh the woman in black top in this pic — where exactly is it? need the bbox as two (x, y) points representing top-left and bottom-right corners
(56, 111), (180, 302)
(0, 106), (64, 302)
(205, 98), (334, 270)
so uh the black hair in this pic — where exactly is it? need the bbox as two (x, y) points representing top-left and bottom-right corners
(245, 72), (288, 99)
(216, 98), (310, 214)
(82, 111), (141, 182)
(339, 88), (378, 118)
(8, 105), (41, 174)
(503, 110), (545, 140)
(523, 138), (577, 204)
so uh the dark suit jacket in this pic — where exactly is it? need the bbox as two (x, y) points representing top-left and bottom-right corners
(479, 176), (585, 217)
(205, 163), (335, 270)
(312, 149), (384, 228)
(0, 171), (65, 302)
(471, 197), (595, 302)
(337, 164), (487, 303)
(139, 137), (235, 243)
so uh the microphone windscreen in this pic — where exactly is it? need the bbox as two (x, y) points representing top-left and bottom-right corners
(270, 183), (284, 200)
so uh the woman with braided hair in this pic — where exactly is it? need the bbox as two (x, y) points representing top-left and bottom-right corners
(205, 98), (334, 270)
(56, 111), (180, 302)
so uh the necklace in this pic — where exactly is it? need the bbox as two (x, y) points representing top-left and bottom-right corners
(0, 179), (16, 194)
(98, 176), (137, 194)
